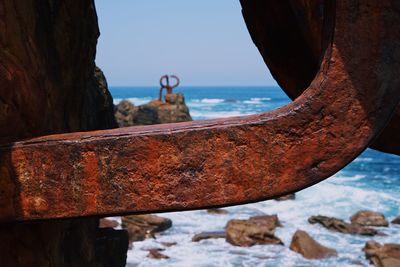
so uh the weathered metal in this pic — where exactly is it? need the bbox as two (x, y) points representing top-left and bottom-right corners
(0, 0), (399, 223)
(159, 75), (180, 102)
(240, 0), (400, 155)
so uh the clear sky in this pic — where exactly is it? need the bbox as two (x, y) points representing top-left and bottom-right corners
(95, 0), (277, 86)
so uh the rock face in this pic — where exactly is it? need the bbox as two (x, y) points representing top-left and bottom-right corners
(0, 1), (121, 266)
(99, 219), (119, 229)
(392, 216), (400, 225)
(207, 208), (229, 215)
(290, 230), (337, 259)
(192, 231), (227, 242)
(275, 193), (296, 201)
(350, 211), (389, 227)
(248, 215), (282, 230)
(363, 241), (400, 267)
(121, 215), (172, 243)
(308, 215), (377, 236)
(225, 219), (283, 247)
(115, 93), (192, 127)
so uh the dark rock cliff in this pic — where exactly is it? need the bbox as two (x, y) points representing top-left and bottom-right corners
(0, 1), (123, 266)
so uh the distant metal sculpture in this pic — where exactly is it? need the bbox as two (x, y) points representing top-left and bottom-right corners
(159, 75), (180, 102)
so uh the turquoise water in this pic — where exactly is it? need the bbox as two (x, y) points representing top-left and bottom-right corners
(111, 86), (400, 267)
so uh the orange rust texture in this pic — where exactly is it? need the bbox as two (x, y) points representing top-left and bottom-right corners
(0, 0), (399, 223)
(240, 0), (400, 156)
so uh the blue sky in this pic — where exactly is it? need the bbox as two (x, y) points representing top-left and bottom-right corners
(95, 0), (277, 86)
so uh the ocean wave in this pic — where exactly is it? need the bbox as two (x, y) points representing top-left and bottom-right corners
(191, 98), (225, 104)
(113, 97), (153, 106)
(190, 110), (253, 119)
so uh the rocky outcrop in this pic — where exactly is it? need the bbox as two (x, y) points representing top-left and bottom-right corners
(115, 93), (192, 127)
(248, 215), (282, 230)
(0, 1), (121, 266)
(308, 215), (377, 236)
(147, 249), (170, 260)
(275, 193), (296, 201)
(121, 215), (172, 243)
(207, 208), (229, 215)
(99, 219), (119, 229)
(289, 230), (337, 259)
(350, 211), (389, 227)
(363, 241), (400, 267)
(392, 216), (400, 225)
(225, 219), (283, 247)
(192, 231), (226, 242)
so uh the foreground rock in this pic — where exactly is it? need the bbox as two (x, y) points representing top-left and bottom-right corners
(121, 215), (172, 243)
(248, 215), (281, 230)
(192, 231), (226, 242)
(207, 208), (229, 215)
(308, 215), (377, 236)
(351, 211), (389, 227)
(363, 241), (400, 267)
(275, 193), (296, 201)
(290, 230), (337, 259)
(391, 216), (400, 225)
(99, 218), (119, 229)
(147, 249), (169, 260)
(225, 219), (283, 247)
(115, 93), (192, 127)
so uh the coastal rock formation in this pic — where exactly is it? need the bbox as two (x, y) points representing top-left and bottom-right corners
(391, 216), (400, 225)
(225, 219), (283, 247)
(147, 249), (170, 260)
(99, 219), (119, 229)
(275, 193), (296, 201)
(192, 231), (227, 242)
(0, 1), (122, 266)
(248, 215), (282, 230)
(363, 241), (400, 267)
(207, 208), (229, 215)
(121, 215), (172, 243)
(350, 211), (389, 227)
(308, 215), (377, 236)
(289, 230), (337, 259)
(115, 93), (192, 127)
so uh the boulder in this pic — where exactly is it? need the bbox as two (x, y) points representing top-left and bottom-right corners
(289, 230), (337, 259)
(121, 215), (172, 243)
(363, 240), (400, 267)
(275, 193), (296, 201)
(351, 211), (389, 227)
(207, 208), (229, 215)
(391, 216), (400, 225)
(192, 231), (226, 242)
(225, 219), (283, 247)
(99, 219), (119, 229)
(248, 215), (281, 231)
(308, 215), (377, 236)
(147, 249), (169, 260)
(114, 93), (192, 127)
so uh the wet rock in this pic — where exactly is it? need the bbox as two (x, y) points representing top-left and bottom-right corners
(115, 93), (192, 127)
(275, 193), (296, 201)
(121, 215), (172, 243)
(225, 219), (283, 247)
(192, 231), (226, 242)
(99, 218), (119, 229)
(289, 230), (337, 259)
(249, 215), (281, 231)
(391, 216), (400, 225)
(147, 249), (169, 260)
(95, 228), (129, 267)
(114, 100), (138, 127)
(207, 208), (229, 215)
(160, 241), (177, 247)
(351, 211), (389, 227)
(308, 215), (377, 236)
(363, 240), (400, 267)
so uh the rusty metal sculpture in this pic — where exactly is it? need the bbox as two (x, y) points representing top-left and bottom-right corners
(159, 75), (180, 102)
(0, 0), (399, 223)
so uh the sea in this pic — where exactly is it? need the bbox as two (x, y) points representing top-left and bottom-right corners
(110, 86), (400, 267)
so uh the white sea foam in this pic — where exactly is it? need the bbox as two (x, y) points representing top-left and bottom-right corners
(113, 97), (153, 106)
(192, 98), (225, 104)
(190, 110), (253, 119)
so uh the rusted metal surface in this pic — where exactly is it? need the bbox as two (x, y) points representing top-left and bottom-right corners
(0, 0), (400, 222)
(159, 75), (180, 102)
(240, 0), (400, 155)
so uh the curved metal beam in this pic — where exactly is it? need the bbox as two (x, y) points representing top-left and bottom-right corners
(0, 0), (399, 222)
(240, 0), (400, 155)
